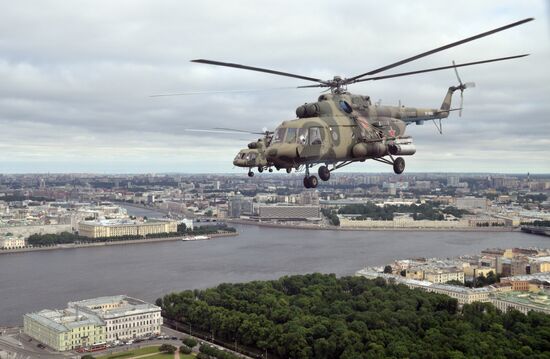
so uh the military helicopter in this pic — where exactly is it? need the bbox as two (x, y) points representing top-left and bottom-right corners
(190, 18), (533, 188)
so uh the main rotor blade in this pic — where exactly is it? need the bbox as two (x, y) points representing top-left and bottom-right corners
(191, 59), (326, 84)
(347, 17), (533, 82)
(185, 129), (264, 136)
(150, 87), (297, 97)
(354, 54), (529, 82)
(214, 127), (268, 135)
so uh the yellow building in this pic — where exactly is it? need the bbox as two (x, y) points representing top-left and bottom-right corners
(424, 268), (465, 284)
(530, 256), (550, 273)
(78, 219), (178, 239)
(463, 265), (496, 279)
(69, 295), (162, 342)
(23, 309), (105, 351)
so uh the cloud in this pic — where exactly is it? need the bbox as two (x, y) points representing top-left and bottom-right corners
(0, 0), (548, 173)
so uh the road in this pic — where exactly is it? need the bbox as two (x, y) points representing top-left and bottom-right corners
(0, 328), (74, 359)
(0, 326), (251, 359)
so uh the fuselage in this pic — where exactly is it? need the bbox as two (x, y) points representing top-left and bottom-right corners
(261, 92), (444, 169)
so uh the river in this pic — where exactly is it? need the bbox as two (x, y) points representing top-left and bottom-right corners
(0, 205), (547, 326)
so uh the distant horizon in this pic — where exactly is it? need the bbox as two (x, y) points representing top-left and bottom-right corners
(1, 171), (549, 176)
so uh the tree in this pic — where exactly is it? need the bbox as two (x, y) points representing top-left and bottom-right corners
(383, 265), (393, 274)
(177, 223), (187, 233)
(182, 337), (198, 348)
(160, 274), (550, 358)
(159, 343), (176, 353)
(155, 297), (163, 307)
(180, 345), (192, 354)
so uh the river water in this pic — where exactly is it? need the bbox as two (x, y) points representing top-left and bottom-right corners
(0, 205), (547, 326)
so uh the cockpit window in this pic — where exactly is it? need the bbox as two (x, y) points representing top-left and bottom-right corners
(309, 127), (322, 145)
(247, 152), (257, 161)
(339, 100), (353, 114)
(297, 128), (308, 145)
(285, 128), (297, 143)
(272, 127), (286, 143)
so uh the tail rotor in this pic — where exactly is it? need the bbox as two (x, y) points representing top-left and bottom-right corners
(452, 60), (476, 116)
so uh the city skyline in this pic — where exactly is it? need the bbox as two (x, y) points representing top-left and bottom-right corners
(0, 1), (549, 173)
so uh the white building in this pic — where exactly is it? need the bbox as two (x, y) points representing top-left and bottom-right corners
(258, 205), (320, 221)
(68, 295), (162, 342)
(491, 291), (550, 315)
(0, 236), (25, 249)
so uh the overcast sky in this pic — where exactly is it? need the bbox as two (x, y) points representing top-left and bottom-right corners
(0, 0), (548, 174)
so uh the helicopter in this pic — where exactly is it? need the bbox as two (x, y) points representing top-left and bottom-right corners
(190, 18), (533, 188)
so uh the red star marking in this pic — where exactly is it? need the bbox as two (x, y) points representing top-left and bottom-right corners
(388, 128), (396, 137)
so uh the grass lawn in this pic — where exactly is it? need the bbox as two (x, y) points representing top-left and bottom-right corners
(138, 354), (174, 359)
(96, 345), (160, 359)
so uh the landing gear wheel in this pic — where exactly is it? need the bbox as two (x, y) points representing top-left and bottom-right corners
(318, 166), (330, 181)
(248, 171), (254, 177)
(286, 168), (292, 174)
(268, 168), (273, 172)
(258, 166), (264, 173)
(308, 175), (319, 188)
(303, 176), (311, 189)
(393, 157), (405, 174)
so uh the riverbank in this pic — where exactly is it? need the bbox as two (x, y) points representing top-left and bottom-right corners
(225, 218), (516, 232)
(0, 232), (238, 255)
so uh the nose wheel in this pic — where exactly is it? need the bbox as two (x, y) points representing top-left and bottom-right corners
(247, 171), (254, 177)
(393, 157), (405, 174)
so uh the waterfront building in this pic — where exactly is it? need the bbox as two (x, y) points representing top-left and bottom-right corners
(0, 235), (25, 249)
(68, 295), (162, 342)
(0, 224), (72, 239)
(23, 308), (105, 351)
(455, 197), (488, 210)
(339, 216), (469, 229)
(258, 205), (320, 221)
(78, 219), (177, 238)
(228, 194), (245, 218)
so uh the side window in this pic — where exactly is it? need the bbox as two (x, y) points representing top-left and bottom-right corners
(273, 128), (286, 143)
(297, 128), (308, 145)
(285, 128), (297, 143)
(309, 127), (322, 145)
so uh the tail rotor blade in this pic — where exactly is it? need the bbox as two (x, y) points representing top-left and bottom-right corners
(464, 82), (476, 88)
(459, 91), (464, 117)
(453, 60), (463, 85)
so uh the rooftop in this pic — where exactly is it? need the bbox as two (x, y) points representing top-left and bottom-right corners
(68, 295), (160, 319)
(494, 291), (550, 309)
(25, 308), (102, 333)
